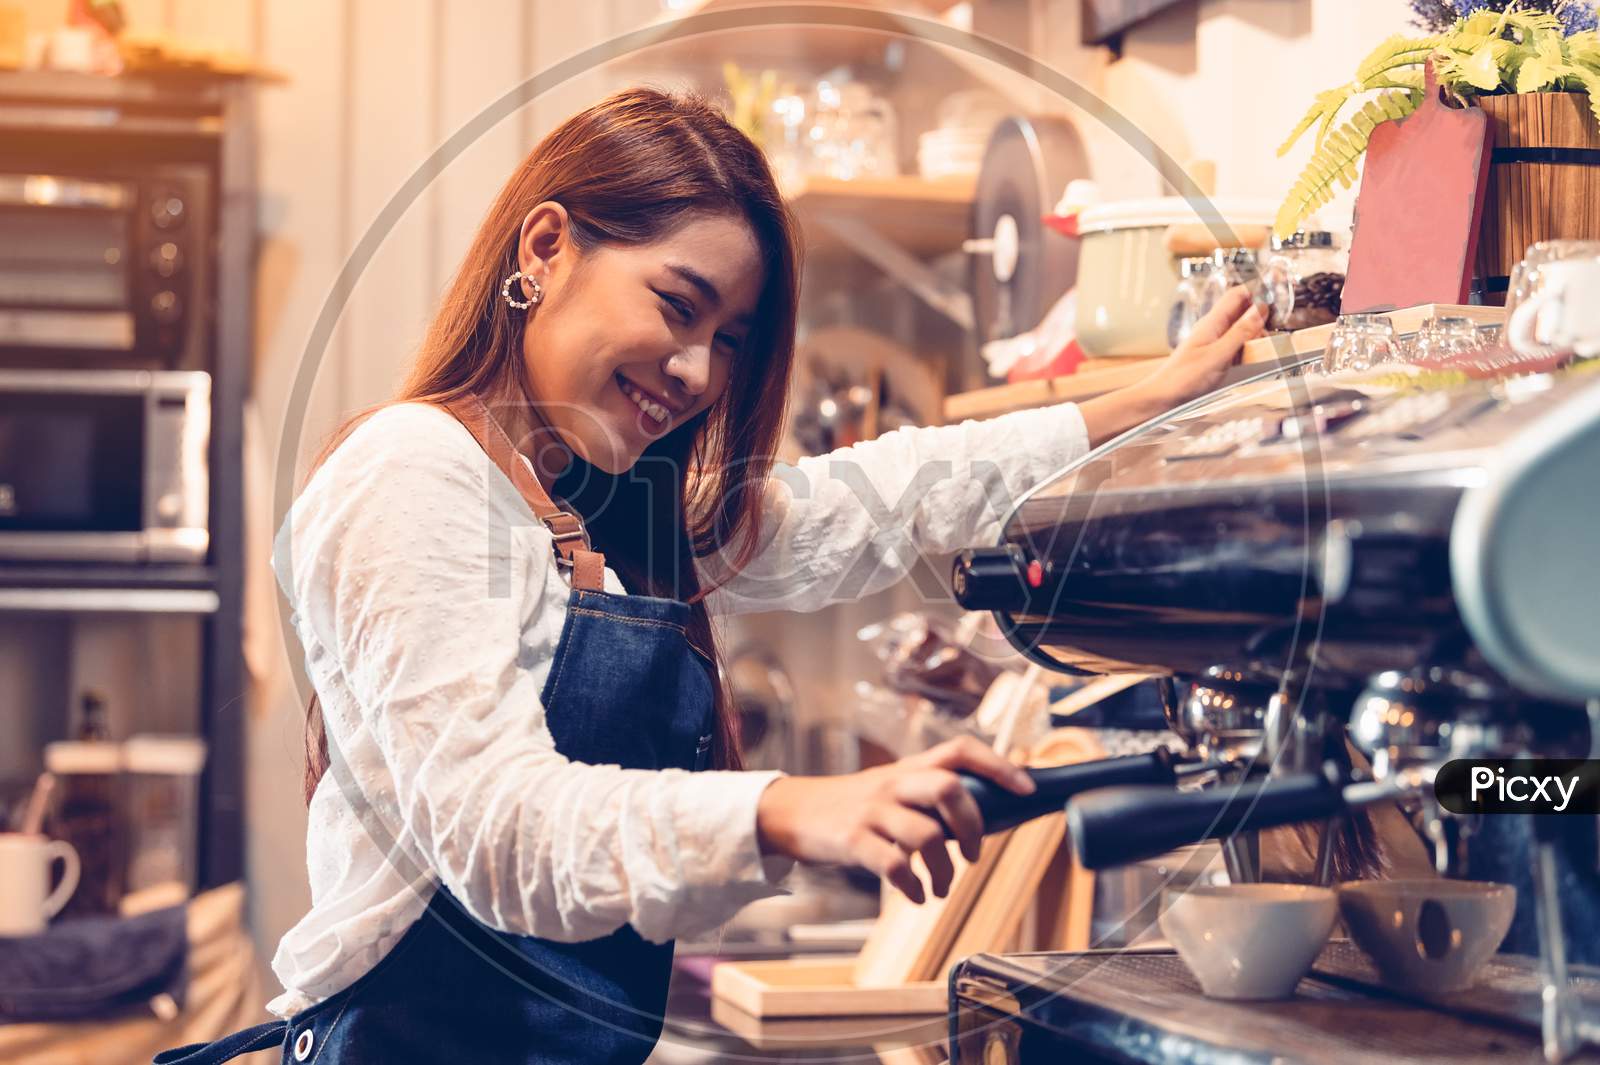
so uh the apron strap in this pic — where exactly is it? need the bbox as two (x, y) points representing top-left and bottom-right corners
(440, 393), (607, 592)
(152, 1020), (287, 1064)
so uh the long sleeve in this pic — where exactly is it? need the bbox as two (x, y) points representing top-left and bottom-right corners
(705, 402), (1090, 616)
(275, 404), (786, 949)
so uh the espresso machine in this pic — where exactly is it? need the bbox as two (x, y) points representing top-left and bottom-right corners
(947, 350), (1600, 1063)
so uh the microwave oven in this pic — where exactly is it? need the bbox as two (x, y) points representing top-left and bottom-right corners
(0, 166), (210, 366)
(0, 369), (209, 563)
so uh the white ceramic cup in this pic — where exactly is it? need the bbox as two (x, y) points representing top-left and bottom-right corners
(1337, 878), (1515, 994)
(0, 833), (80, 936)
(1507, 258), (1600, 358)
(1160, 883), (1338, 1000)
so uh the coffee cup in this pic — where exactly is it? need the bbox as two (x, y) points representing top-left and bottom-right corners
(1507, 258), (1600, 358)
(1160, 883), (1338, 1000)
(1337, 878), (1515, 994)
(0, 833), (80, 936)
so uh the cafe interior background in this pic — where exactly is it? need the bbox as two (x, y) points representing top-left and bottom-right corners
(3, 0), (1600, 1061)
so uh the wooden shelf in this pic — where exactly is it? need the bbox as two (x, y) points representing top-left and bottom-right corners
(609, 0), (968, 73)
(943, 304), (1509, 422)
(785, 174), (974, 258)
(943, 344), (1307, 422)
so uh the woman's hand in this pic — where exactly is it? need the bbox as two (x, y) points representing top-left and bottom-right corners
(1078, 285), (1269, 448)
(756, 736), (1035, 904)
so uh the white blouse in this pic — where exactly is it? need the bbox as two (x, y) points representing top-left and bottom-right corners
(267, 398), (1090, 1017)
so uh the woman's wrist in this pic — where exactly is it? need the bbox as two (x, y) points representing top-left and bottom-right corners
(1078, 377), (1173, 448)
(755, 774), (805, 859)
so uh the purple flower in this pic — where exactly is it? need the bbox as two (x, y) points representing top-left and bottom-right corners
(1410, 0), (1600, 34)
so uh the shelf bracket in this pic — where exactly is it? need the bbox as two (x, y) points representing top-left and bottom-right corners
(808, 209), (975, 332)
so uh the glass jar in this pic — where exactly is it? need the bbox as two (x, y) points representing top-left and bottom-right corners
(1168, 257), (1218, 348)
(1205, 247), (1276, 320)
(1262, 230), (1347, 331)
(1325, 313), (1398, 373)
(122, 736), (207, 904)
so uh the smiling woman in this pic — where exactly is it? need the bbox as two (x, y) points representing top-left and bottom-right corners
(510, 207), (764, 475)
(161, 84), (1262, 1065)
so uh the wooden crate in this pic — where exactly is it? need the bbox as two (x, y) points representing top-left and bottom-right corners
(1474, 92), (1600, 282)
(710, 957), (946, 1017)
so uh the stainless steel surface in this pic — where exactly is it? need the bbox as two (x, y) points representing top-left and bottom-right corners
(0, 587), (219, 613)
(0, 173), (130, 208)
(0, 370), (210, 564)
(955, 351), (1600, 1060)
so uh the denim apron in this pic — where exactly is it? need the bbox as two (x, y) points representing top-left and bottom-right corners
(156, 394), (717, 1065)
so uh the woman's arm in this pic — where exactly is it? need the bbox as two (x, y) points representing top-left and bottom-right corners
(1078, 286), (1267, 447)
(278, 405), (786, 945)
(703, 288), (1266, 616)
(702, 399), (1090, 615)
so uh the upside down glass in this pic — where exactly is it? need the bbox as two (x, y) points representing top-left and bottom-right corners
(1407, 315), (1480, 363)
(1325, 313), (1398, 373)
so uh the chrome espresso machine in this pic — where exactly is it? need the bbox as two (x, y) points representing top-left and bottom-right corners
(948, 348), (1600, 1064)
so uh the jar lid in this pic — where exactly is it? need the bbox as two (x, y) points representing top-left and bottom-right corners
(1212, 247), (1260, 266)
(1272, 230), (1337, 251)
(1179, 257), (1214, 276)
(123, 735), (208, 775)
(44, 740), (123, 774)
(1075, 196), (1277, 236)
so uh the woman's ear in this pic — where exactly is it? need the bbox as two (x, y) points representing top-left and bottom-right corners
(517, 200), (570, 278)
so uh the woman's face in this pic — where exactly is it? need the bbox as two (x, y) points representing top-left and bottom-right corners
(513, 203), (765, 475)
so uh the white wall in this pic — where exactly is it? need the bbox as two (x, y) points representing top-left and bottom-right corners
(1034, 0), (1416, 231)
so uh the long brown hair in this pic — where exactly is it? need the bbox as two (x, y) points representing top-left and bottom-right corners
(301, 87), (802, 803)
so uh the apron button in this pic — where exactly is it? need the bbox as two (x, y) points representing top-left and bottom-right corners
(293, 1028), (315, 1061)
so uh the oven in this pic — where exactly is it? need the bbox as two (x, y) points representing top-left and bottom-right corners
(0, 166), (210, 366)
(0, 369), (209, 562)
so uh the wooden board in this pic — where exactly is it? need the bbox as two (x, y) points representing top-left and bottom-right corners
(942, 304), (1507, 422)
(937, 730), (1104, 971)
(1342, 62), (1494, 313)
(851, 670), (1042, 988)
(710, 957), (946, 1018)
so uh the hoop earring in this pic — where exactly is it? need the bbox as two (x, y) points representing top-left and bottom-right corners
(501, 270), (542, 310)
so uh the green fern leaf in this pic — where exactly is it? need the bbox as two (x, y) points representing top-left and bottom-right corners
(1277, 86), (1354, 156)
(1355, 34), (1440, 83)
(1564, 64), (1600, 129)
(1274, 95), (1406, 238)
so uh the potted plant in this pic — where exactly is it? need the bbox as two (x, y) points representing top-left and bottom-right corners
(1275, 3), (1600, 284)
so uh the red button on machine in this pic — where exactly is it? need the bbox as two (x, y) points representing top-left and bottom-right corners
(1025, 560), (1044, 588)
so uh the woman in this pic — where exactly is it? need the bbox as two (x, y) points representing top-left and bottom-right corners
(159, 87), (1264, 1065)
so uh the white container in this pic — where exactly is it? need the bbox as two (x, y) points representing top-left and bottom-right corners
(1074, 197), (1275, 357)
(122, 735), (207, 901)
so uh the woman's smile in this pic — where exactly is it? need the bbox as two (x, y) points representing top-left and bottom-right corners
(615, 371), (672, 428)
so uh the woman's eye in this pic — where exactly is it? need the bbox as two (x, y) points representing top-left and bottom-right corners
(660, 294), (693, 321)
(715, 334), (742, 357)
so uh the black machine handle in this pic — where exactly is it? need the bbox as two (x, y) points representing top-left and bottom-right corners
(951, 546), (1032, 612)
(1064, 771), (1346, 870)
(950, 749), (1180, 837)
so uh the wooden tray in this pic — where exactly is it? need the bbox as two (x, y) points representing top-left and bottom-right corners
(710, 957), (946, 1017)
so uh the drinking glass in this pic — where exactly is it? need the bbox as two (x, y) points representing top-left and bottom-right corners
(1407, 315), (1480, 362)
(1325, 313), (1397, 373)
(1504, 240), (1600, 321)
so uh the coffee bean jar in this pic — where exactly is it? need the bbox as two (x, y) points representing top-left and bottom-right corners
(1262, 230), (1347, 331)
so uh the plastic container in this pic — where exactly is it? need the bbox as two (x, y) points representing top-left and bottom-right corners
(1074, 197), (1275, 357)
(43, 740), (124, 918)
(122, 736), (207, 902)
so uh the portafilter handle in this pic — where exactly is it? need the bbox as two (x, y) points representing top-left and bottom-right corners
(1065, 769), (1346, 870)
(950, 748), (1181, 838)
